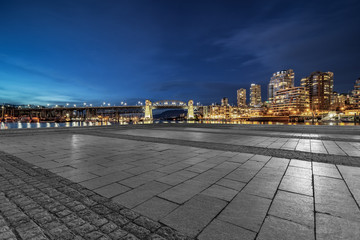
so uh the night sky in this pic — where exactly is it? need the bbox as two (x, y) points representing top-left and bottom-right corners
(1, 0), (359, 106)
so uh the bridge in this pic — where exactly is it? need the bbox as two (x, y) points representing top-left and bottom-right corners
(144, 100), (194, 119)
(1, 100), (195, 121)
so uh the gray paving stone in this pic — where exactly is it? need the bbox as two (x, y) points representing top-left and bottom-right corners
(218, 192), (271, 232)
(279, 175), (313, 196)
(156, 170), (197, 186)
(157, 179), (209, 204)
(241, 160), (265, 171)
(316, 213), (360, 240)
(227, 153), (253, 163)
(198, 219), (256, 240)
(269, 190), (314, 228)
(112, 181), (170, 209)
(243, 176), (280, 199)
(285, 166), (312, 179)
(215, 178), (246, 191)
(249, 154), (271, 163)
(313, 163), (342, 179)
(120, 171), (168, 188)
(161, 194), (227, 237)
(337, 165), (360, 206)
(80, 172), (133, 190)
(255, 167), (284, 181)
(94, 183), (131, 198)
(201, 184), (238, 201)
(133, 197), (179, 221)
(314, 175), (360, 222)
(289, 159), (312, 169)
(265, 157), (289, 170)
(225, 168), (258, 183)
(257, 216), (314, 240)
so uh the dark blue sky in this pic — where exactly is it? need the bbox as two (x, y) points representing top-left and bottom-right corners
(1, 0), (359, 105)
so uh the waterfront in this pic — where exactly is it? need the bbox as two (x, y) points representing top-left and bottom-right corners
(0, 124), (359, 239)
(1, 119), (359, 130)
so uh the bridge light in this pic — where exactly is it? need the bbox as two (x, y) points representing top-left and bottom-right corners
(108, 103), (110, 106)
(66, 103), (69, 106)
(84, 102), (86, 106)
(90, 104), (92, 107)
(74, 104), (76, 107)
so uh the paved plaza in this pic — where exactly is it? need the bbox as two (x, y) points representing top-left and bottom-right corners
(0, 124), (360, 239)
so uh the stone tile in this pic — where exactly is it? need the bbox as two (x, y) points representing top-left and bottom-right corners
(112, 181), (170, 208)
(155, 162), (191, 174)
(227, 153), (253, 163)
(94, 183), (131, 198)
(313, 163), (342, 179)
(186, 162), (217, 173)
(133, 197), (179, 221)
(257, 216), (314, 240)
(156, 170), (197, 186)
(322, 141), (347, 156)
(279, 175), (313, 196)
(91, 164), (135, 176)
(256, 167), (284, 181)
(225, 168), (258, 183)
(119, 171), (167, 188)
(218, 192), (271, 232)
(161, 194), (227, 237)
(216, 178), (246, 191)
(269, 190), (314, 228)
(265, 157), (289, 170)
(66, 172), (99, 183)
(316, 213), (360, 240)
(80, 171), (133, 190)
(289, 159), (311, 169)
(249, 154), (271, 163)
(243, 176), (280, 199)
(198, 219), (256, 240)
(241, 160), (265, 171)
(285, 166), (312, 180)
(337, 165), (360, 206)
(314, 175), (360, 222)
(157, 179), (209, 204)
(201, 184), (238, 201)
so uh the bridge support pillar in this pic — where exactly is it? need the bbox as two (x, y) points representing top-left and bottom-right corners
(187, 100), (194, 120)
(144, 100), (153, 120)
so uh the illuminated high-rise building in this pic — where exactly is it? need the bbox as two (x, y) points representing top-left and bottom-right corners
(221, 97), (229, 106)
(268, 69), (294, 102)
(250, 84), (262, 107)
(237, 89), (246, 107)
(301, 71), (334, 111)
(272, 87), (308, 115)
(353, 78), (360, 107)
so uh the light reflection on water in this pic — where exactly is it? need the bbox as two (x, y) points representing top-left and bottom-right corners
(0, 121), (116, 130)
(0, 120), (358, 130)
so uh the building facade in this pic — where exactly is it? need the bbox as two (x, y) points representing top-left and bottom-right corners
(300, 71), (334, 112)
(221, 97), (229, 106)
(272, 87), (308, 115)
(353, 78), (360, 107)
(268, 69), (294, 102)
(237, 88), (246, 107)
(250, 84), (262, 107)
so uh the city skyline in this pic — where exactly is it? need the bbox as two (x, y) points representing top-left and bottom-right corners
(1, 0), (360, 105)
